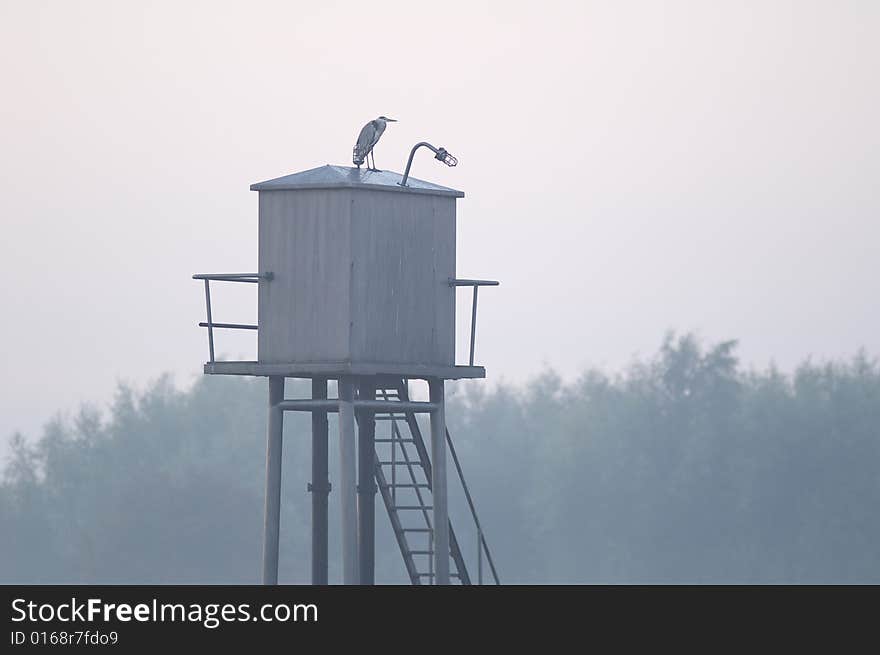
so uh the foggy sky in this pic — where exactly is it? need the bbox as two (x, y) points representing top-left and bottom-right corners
(1, 1), (878, 444)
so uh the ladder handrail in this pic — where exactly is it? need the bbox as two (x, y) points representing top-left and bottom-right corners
(445, 428), (501, 585)
(373, 379), (498, 585)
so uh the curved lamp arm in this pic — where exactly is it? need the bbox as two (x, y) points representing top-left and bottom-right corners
(399, 141), (458, 187)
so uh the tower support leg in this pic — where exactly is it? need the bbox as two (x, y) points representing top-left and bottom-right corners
(338, 375), (359, 584)
(428, 378), (450, 585)
(310, 377), (329, 585)
(262, 376), (285, 585)
(357, 378), (377, 584)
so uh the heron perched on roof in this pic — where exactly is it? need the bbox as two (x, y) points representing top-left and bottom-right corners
(353, 116), (396, 171)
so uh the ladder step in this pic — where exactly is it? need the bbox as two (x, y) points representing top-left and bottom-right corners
(375, 416), (406, 421)
(379, 461), (422, 466)
(387, 483), (429, 488)
(409, 550), (434, 555)
(401, 528), (431, 533)
(418, 573), (461, 578)
(375, 438), (414, 443)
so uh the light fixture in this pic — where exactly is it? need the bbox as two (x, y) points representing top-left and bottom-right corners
(399, 142), (458, 187)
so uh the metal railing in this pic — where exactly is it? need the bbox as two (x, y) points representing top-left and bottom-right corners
(449, 278), (499, 366)
(445, 426), (500, 584)
(388, 382), (500, 584)
(194, 272), (495, 368)
(193, 272), (272, 363)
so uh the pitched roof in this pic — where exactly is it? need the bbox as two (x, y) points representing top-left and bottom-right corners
(250, 164), (464, 198)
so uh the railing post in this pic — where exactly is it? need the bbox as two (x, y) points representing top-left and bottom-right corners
(469, 285), (479, 367)
(203, 279), (215, 363)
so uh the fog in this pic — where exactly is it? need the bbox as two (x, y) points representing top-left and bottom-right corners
(4, 337), (879, 583)
(1, 1), (879, 584)
(1, 0), (879, 553)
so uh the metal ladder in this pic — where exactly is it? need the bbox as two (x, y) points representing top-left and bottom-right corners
(372, 379), (499, 585)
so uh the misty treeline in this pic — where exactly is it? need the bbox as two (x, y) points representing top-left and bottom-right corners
(2, 334), (879, 583)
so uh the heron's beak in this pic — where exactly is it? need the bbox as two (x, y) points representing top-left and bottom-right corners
(387, 118), (397, 122)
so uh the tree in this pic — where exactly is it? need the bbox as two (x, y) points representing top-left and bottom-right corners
(3, 336), (879, 583)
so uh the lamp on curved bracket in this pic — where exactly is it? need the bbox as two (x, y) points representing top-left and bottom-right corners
(398, 142), (458, 187)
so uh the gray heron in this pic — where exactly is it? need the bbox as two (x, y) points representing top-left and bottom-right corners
(353, 116), (397, 171)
